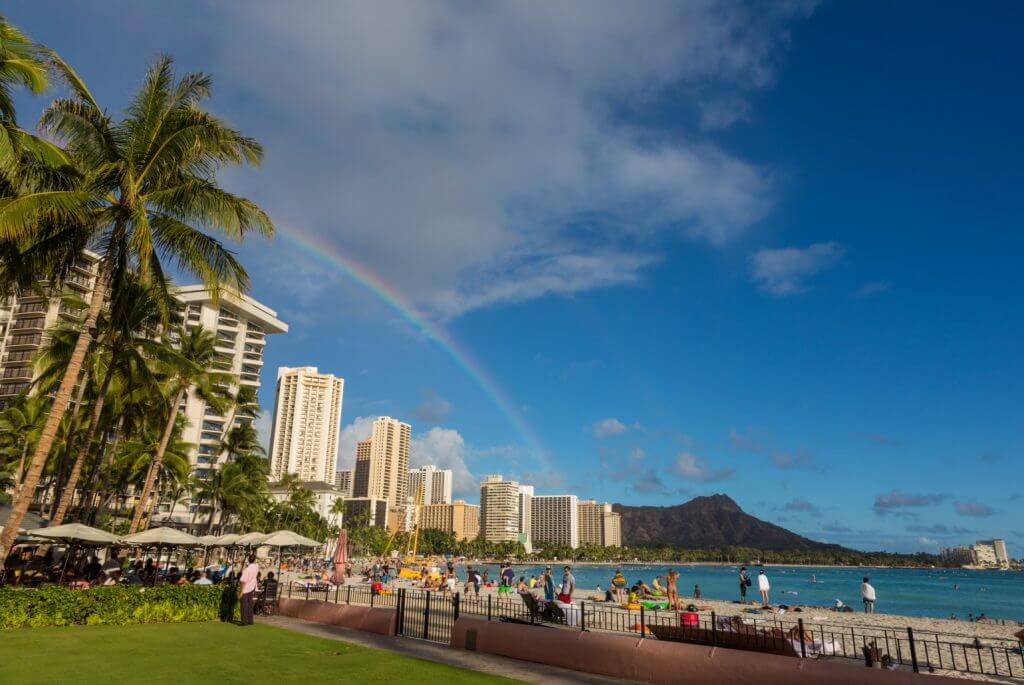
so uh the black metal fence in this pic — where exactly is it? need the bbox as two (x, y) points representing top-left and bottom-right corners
(282, 583), (1024, 678)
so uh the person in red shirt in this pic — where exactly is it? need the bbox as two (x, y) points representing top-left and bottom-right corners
(239, 554), (260, 626)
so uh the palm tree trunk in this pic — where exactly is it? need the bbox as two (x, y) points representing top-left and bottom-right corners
(50, 364), (115, 526)
(128, 386), (185, 534)
(12, 441), (29, 500)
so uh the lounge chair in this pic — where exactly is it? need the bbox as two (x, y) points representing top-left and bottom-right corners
(519, 592), (566, 624)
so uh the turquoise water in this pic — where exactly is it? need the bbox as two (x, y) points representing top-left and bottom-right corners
(459, 563), (1024, 621)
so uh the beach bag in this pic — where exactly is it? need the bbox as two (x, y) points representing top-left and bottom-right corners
(745, 577), (752, 587)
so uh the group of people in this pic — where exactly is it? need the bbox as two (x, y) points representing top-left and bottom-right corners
(738, 566), (878, 613)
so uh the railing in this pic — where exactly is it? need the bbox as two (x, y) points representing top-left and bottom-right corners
(281, 583), (1024, 678)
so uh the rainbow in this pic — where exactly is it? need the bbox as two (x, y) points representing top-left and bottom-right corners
(278, 226), (544, 455)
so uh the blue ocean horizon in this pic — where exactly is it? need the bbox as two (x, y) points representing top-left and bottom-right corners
(457, 563), (1024, 622)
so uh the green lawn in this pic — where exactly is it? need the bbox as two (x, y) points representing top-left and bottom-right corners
(0, 621), (519, 684)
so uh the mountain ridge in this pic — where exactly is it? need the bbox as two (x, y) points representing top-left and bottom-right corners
(613, 494), (842, 551)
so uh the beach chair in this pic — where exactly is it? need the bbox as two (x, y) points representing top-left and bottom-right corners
(519, 592), (566, 624)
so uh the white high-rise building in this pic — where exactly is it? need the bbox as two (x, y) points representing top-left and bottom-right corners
(479, 475), (521, 544)
(531, 494), (579, 549)
(408, 465), (453, 505)
(351, 416), (411, 508)
(268, 366), (344, 484)
(0, 251), (101, 404)
(518, 485), (534, 553)
(160, 286), (287, 527)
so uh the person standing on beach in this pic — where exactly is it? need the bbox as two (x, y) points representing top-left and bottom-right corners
(666, 568), (679, 609)
(739, 567), (750, 602)
(612, 569), (627, 604)
(757, 569), (770, 607)
(861, 577), (876, 613)
(559, 566), (576, 603)
(239, 553), (259, 626)
(543, 567), (555, 602)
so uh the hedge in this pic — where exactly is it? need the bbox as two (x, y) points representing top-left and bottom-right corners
(0, 584), (238, 629)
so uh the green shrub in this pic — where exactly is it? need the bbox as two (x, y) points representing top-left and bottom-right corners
(0, 584), (234, 630)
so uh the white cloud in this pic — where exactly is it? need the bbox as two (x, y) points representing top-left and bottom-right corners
(411, 389), (453, 424)
(335, 415), (379, 470)
(593, 417), (630, 438)
(672, 452), (734, 482)
(750, 242), (844, 295)
(201, 1), (815, 316)
(411, 427), (476, 497)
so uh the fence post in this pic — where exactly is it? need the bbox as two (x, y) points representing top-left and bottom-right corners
(370, 587), (375, 607)
(487, 594), (492, 621)
(305, 585), (309, 601)
(711, 611), (717, 646)
(580, 601), (586, 631)
(347, 585), (351, 604)
(907, 627), (919, 673)
(798, 618), (807, 658)
(288, 580), (293, 597)
(423, 591), (431, 640)
(394, 589), (403, 636)
(640, 605), (646, 638)
(398, 589), (406, 636)
(334, 587), (339, 603)
(454, 592), (461, 622)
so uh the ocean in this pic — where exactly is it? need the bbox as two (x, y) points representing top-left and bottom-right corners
(455, 563), (1024, 622)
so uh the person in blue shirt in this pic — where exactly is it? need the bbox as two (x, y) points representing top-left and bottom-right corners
(543, 566), (555, 602)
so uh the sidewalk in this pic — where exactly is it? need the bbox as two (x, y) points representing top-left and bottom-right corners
(262, 615), (639, 685)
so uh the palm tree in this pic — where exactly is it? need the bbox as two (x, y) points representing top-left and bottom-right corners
(43, 277), (171, 525)
(219, 423), (263, 464)
(0, 395), (49, 498)
(0, 54), (272, 561)
(128, 325), (232, 533)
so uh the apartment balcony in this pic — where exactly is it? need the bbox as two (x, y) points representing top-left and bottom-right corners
(65, 273), (92, 290)
(11, 318), (45, 332)
(71, 258), (96, 275)
(239, 374), (260, 386)
(0, 382), (30, 397)
(2, 350), (34, 364)
(6, 333), (42, 348)
(0, 366), (33, 381)
(14, 302), (48, 316)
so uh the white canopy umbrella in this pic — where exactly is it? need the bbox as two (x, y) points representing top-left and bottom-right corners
(197, 534), (222, 546)
(215, 533), (241, 546)
(235, 531), (269, 546)
(261, 530), (322, 548)
(121, 527), (200, 546)
(28, 523), (121, 545)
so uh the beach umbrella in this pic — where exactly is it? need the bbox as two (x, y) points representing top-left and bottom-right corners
(28, 523), (122, 545)
(121, 527), (200, 546)
(261, 530), (321, 548)
(215, 533), (242, 546)
(332, 529), (348, 584)
(197, 534), (222, 546)
(235, 531), (269, 546)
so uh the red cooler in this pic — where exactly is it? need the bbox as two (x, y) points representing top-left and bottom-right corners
(680, 611), (699, 627)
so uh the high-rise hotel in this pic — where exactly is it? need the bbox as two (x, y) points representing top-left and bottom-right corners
(479, 475), (521, 543)
(352, 416), (411, 509)
(408, 465), (453, 505)
(268, 366), (345, 483)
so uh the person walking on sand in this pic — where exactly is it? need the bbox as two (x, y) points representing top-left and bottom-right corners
(739, 566), (750, 602)
(861, 577), (876, 613)
(239, 553), (260, 626)
(666, 568), (680, 609)
(559, 566), (576, 603)
(757, 569), (771, 607)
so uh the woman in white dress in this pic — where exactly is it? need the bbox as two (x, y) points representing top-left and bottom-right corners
(757, 569), (771, 607)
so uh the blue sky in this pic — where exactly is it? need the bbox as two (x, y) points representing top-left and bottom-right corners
(9, 2), (1023, 553)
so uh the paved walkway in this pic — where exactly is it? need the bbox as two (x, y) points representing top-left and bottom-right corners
(262, 615), (638, 684)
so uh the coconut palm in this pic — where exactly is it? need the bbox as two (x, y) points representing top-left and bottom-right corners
(128, 325), (232, 533)
(0, 395), (49, 498)
(41, 276), (173, 525)
(219, 422), (263, 464)
(0, 54), (271, 561)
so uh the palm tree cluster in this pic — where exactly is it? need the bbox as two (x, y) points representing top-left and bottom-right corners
(0, 16), (307, 564)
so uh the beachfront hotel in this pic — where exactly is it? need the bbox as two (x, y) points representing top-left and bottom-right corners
(0, 251), (101, 405)
(343, 496), (389, 528)
(518, 485), (534, 553)
(409, 465), (453, 505)
(420, 500), (480, 541)
(268, 366), (345, 484)
(353, 417), (412, 528)
(602, 504), (622, 547)
(479, 475), (521, 543)
(531, 494), (580, 549)
(578, 500), (622, 548)
(941, 539), (1011, 569)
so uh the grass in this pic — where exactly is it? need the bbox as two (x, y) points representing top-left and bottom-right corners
(0, 621), (520, 684)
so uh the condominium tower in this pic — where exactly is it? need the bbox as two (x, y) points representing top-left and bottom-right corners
(577, 499), (604, 546)
(602, 503), (622, 547)
(479, 475), (521, 543)
(268, 366), (345, 483)
(352, 416), (411, 508)
(420, 500), (480, 541)
(518, 485), (534, 553)
(408, 465), (453, 505)
(531, 494), (580, 549)
(334, 469), (354, 496)
(0, 251), (101, 403)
